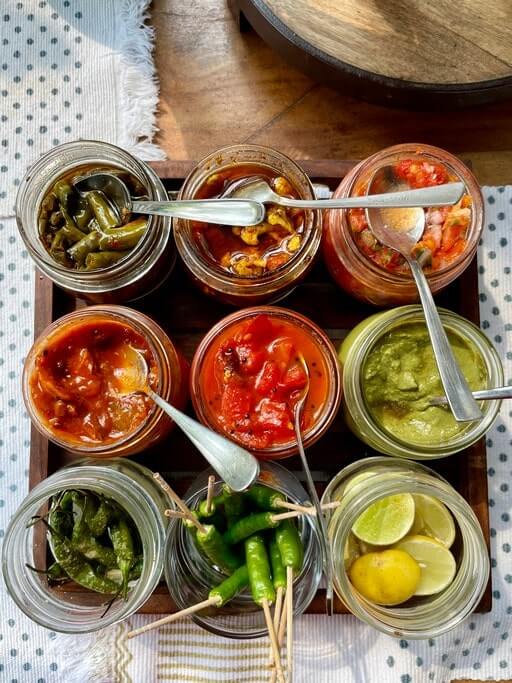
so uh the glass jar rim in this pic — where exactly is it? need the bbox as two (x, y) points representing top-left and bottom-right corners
(2, 464), (166, 633)
(16, 140), (161, 279)
(322, 457), (490, 638)
(343, 306), (503, 458)
(22, 305), (169, 454)
(335, 142), (483, 284)
(175, 143), (321, 292)
(190, 305), (342, 456)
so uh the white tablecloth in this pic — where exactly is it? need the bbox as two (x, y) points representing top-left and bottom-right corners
(0, 2), (511, 681)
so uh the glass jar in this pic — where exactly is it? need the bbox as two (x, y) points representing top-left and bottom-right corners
(2, 459), (169, 633)
(23, 305), (189, 457)
(190, 306), (342, 459)
(16, 140), (176, 303)
(322, 143), (484, 306)
(340, 306), (502, 459)
(174, 144), (322, 305)
(164, 462), (323, 638)
(322, 456), (489, 639)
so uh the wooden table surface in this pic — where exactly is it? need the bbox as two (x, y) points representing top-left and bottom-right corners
(153, 0), (512, 185)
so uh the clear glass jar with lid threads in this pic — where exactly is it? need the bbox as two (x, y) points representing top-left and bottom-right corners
(173, 144), (322, 306)
(164, 462), (323, 638)
(321, 456), (490, 639)
(2, 458), (170, 633)
(339, 305), (503, 459)
(322, 143), (484, 306)
(23, 305), (189, 457)
(16, 140), (176, 303)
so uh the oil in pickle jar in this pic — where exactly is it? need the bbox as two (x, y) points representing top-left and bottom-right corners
(322, 143), (484, 306)
(322, 457), (490, 639)
(22, 305), (189, 457)
(174, 144), (322, 305)
(2, 458), (169, 633)
(16, 140), (176, 302)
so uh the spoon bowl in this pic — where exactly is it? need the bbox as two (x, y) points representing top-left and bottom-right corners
(117, 346), (260, 492)
(74, 172), (266, 227)
(366, 167), (483, 423)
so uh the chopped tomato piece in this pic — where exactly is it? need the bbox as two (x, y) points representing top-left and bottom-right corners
(280, 364), (307, 391)
(257, 398), (292, 432)
(243, 314), (275, 344)
(441, 223), (464, 251)
(220, 383), (252, 426)
(255, 360), (281, 395)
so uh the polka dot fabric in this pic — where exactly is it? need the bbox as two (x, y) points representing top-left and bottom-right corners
(1, 5), (512, 683)
(0, 0), (163, 218)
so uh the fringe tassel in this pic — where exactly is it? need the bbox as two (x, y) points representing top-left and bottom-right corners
(116, 0), (166, 161)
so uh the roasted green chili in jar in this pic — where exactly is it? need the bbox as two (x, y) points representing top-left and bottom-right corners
(38, 167), (148, 271)
(35, 488), (144, 601)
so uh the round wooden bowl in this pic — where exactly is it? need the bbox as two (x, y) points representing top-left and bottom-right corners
(235, 0), (512, 109)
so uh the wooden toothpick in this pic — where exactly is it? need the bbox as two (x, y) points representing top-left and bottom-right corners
(205, 475), (215, 515)
(126, 596), (220, 639)
(262, 598), (285, 683)
(153, 472), (206, 533)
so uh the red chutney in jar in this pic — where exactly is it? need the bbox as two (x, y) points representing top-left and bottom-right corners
(29, 319), (158, 445)
(192, 165), (305, 277)
(197, 314), (329, 451)
(349, 159), (472, 274)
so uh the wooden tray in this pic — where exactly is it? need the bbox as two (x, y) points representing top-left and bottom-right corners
(28, 159), (491, 614)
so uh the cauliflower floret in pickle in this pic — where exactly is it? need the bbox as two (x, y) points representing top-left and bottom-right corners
(230, 254), (267, 276)
(266, 206), (294, 233)
(234, 223), (272, 246)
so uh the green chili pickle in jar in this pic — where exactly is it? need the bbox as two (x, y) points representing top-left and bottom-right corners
(362, 321), (488, 446)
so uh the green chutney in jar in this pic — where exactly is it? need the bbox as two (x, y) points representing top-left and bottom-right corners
(362, 322), (488, 445)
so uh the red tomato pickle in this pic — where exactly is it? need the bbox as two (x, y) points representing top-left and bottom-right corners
(323, 144), (483, 307)
(191, 307), (342, 459)
(23, 306), (189, 456)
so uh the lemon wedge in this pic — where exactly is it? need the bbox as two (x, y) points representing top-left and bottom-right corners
(396, 534), (456, 596)
(409, 494), (456, 548)
(352, 493), (415, 546)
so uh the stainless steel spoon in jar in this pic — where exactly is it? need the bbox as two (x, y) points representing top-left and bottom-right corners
(117, 346), (260, 492)
(293, 353), (334, 616)
(366, 166), (483, 424)
(223, 174), (465, 210)
(74, 172), (266, 227)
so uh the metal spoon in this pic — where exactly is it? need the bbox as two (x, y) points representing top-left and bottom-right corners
(430, 385), (511, 406)
(117, 346), (260, 491)
(293, 353), (334, 615)
(366, 168), (482, 423)
(224, 175), (465, 210)
(74, 172), (265, 227)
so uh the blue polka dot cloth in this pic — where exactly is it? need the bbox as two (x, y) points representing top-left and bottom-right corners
(1, 2), (512, 683)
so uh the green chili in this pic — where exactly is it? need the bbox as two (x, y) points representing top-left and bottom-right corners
(223, 512), (279, 546)
(87, 497), (114, 537)
(245, 534), (275, 607)
(67, 231), (101, 265)
(209, 564), (250, 606)
(196, 524), (242, 575)
(275, 520), (304, 573)
(268, 535), (286, 589)
(97, 217), (147, 251)
(243, 484), (285, 511)
(53, 180), (74, 210)
(74, 535), (118, 568)
(222, 486), (245, 527)
(49, 527), (119, 595)
(109, 517), (135, 599)
(86, 190), (120, 230)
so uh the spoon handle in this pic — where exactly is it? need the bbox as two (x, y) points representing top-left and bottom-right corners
(407, 258), (483, 422)
(430, 385), (512, 406)
(146, 388), (260, 492)
(276, 182), (465, 209)
(131, 199), (265, 227)
(293, 409), (334, 616)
